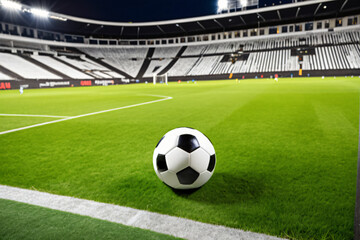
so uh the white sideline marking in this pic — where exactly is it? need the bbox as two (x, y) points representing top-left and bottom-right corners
(0, 95), (172, 136)
(0, 114), (68, 118)
(0, 185), (285, 240)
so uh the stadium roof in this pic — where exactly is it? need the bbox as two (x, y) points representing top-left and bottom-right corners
(0, 0), (359, 39)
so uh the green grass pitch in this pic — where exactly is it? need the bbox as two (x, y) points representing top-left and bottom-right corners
(0, 199), (180, 240)
(0, 77), (359, 239)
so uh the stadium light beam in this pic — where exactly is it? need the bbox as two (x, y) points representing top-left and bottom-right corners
(49, 15), (67, 21)
(31, 8), (49, 18)
(218, 0), (228, 13)
(0, 0), (21, 11)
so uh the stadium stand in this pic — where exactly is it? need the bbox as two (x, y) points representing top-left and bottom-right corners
(182, 46), (207, 56)
(31, 55), (93, 79)
(0, 31), (359, 82)
(167, 58), (199, 77)
(0, 52), (61, 79)
(187, 56), (224, 76)
(152, 47), (181, 59)
(56, 55), (124, 79)
(165, 31), (359, 77)
(144, 59), (172, 78)
(79, 47), (148, 78)
(157, 46), (187, 76)
(136, 48), (155, 79)
(0, 71), (12, 80)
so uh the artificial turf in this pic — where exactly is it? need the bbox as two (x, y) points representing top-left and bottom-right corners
(0, 77), (359, 239)
(0, 199), (180, 240)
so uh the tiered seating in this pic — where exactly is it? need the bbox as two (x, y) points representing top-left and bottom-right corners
(303, 45), (360, 70)
(0, 72), (13, 80)
(241, 32), (360, 52)
(1, 31), (359, 80)
(168, 49), (300, 76)
(182, 46), (207, 56)
(183, 43), (240, 56)
(79, 47), (148, 78)
(31, 55), (92, 79)
(167, 31), (359, 76)
(187, 56), (223, 76)
(243, 38), (300, 51)
(56, 56), (124, 78)
(144, 59), (172, 77)
(211, 61), (237, 75)
(152, 47), (180, 58)
(0, 53), (61, 79)
(167, 58), (199, 76)
(203, 43), (239, 54)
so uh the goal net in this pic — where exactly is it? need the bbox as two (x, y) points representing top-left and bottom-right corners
(153, 73), (168, 85)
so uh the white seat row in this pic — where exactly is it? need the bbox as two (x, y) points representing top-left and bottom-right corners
(56, 56), (124, 78)
(303, 45), (360, 70)
(0, 53), (60, 79)
(0, 71), (13, 80)
(32, 55), (92, 79)
(167, 58), (199, 76)
(79, 47), (148, 78)
(152, 47), (181, 58)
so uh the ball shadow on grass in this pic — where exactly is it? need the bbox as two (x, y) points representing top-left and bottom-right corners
(171, 172), (266, 204)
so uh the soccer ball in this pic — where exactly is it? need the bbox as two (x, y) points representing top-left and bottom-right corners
(153, 127), (216, 190)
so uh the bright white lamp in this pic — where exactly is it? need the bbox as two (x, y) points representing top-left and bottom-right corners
(0, 0), (21, 11)
(31, 8), (49, 18)
(218, 0), (228, 12)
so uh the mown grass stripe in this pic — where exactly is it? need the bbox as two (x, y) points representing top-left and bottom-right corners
(0, 185), (284, 240)
(0, 114), (69, 118)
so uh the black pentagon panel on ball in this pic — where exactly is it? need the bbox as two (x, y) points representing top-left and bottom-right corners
(178, 134), (200, 153)
(157, 154), (168, 172)
(207, 154), (216, 172)
(156, 136), (165, 148)
(176, 167), (199, 185)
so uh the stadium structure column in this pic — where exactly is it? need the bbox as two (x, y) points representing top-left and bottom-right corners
(356, 103), (360, 240)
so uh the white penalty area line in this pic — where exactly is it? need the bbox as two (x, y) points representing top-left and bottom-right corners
(0, 95), (172, 136)
(0, 114), (69, 118)
(0, 185), (284, 240)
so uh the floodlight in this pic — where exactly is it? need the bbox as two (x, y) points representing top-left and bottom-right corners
(218, 0), (228, 12)
(0, 0), (21, 11)
(31, 8), (49, 18)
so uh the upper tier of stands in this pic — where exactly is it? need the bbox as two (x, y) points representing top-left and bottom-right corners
(152, 47), (181, 59)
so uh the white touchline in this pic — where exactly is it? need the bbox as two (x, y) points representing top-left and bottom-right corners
(0, 185), (285, 240)
(0, 95), (172, 136)
(0, 114), (69, 118)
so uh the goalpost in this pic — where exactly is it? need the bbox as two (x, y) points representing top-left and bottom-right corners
(153, 73), (168, 85)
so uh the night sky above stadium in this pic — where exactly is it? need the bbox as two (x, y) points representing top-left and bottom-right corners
(19, 0), (285, 22)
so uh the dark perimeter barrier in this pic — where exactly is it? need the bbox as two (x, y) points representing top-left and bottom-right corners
(1, 70), (360, 90)
(0, 79), (130, 90)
